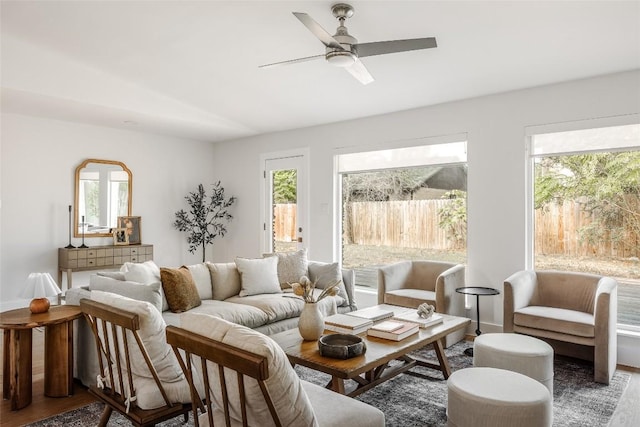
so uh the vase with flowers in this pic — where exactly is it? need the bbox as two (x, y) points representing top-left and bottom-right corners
(291, 276), (340, 341)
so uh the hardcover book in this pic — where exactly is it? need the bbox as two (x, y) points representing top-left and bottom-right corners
(346, 306), (394, 322)
(324, 313), (373, 335)
(367, 320), (419, 341)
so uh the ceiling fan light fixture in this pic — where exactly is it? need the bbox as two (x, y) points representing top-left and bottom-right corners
(326, 50), (356, 67)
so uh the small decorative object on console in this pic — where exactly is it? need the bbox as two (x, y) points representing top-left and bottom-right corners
(417, 303), (435, 319)
(318, 333), (366, 359)
(118, 216), (141, 245)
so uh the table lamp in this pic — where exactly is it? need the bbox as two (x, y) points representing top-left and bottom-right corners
(20, 273), (62, 314)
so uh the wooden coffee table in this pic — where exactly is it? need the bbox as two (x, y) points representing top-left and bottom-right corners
(271, 304), (470, 397)
(0, 305), (82, 410)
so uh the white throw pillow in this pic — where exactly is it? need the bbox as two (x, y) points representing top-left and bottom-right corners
(121, 260), (161, 283)
(235, 257), (281, 297)
(89, 274), (163, 313)
(181, 313), (317, 427)
(121, 261), (168, 311)
(186, 263), (214, 300)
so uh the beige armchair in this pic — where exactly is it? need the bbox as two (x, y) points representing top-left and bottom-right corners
(504, 270), (618, 384)
(378, 260), (466, 347)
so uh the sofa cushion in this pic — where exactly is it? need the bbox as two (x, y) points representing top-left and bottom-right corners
(186, 263), (213, 300)
(181, 313), (317, 427)
(264, 249), (308, 288)
(89, 274), (163, 313)
(514, 305), (595, 338)
(308, 261), (348, 304)
(172, 300), (271, 329)
(383, 288), (436, 309)
(97, 271), (126, 280)
(160, 267), (202, 312)
(236, 257), (281, 297)
(301, 380), (385, 426)
(207, 262), (242, 300)
(225, 292), (339, 324)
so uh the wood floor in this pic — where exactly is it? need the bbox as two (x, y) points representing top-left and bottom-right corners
(0, 329), (95, 426)
(1, 329), (639, 426)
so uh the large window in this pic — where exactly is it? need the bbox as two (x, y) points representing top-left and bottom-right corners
(337, 140), (468, 289)
(530, 122), (640, 327)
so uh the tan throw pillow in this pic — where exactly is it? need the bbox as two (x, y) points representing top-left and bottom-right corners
(206, 262), (242, 300)
(264, 248), (308, 289)
(160, 266), (202, 312)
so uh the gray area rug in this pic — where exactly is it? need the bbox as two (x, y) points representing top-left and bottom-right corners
(27, 342), (630, 427)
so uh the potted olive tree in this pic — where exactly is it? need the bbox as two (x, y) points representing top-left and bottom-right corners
(173, 182), (236, 262)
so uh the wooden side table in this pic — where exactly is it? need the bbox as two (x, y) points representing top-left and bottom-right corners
(0, 305), (82, 410)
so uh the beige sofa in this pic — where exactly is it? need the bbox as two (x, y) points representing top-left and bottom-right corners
(66, 259), (356, 387)
(377, 260), (466, 347)
(503, 270), (618, 384)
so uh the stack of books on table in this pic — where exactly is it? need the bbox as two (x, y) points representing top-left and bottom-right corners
(392, 308), (444, 329)
(324, 313), (373, 335)
(345, 306), (394, 322)
(366, 320), (419, 341)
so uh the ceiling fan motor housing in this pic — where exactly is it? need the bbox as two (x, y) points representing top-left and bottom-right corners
(326, 26), (358, 67)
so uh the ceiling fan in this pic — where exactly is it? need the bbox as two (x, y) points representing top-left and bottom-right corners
(259, 3), (437, 85)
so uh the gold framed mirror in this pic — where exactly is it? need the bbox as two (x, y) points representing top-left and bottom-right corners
(74, 159), (132, 238)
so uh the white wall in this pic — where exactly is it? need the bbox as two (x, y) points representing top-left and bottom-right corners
(210, 70), (640, 331)
(0, 114), (217, 309)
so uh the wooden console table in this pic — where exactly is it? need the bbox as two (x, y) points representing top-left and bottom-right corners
(58, 244), (153, 291)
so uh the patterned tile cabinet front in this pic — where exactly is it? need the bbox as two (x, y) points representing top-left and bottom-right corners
(58, 244), (153, 291)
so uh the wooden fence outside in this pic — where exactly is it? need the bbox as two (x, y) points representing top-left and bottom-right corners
(273, 199), (639, 257)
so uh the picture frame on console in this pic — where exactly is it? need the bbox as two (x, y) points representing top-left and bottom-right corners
(117, 216), (141, 245)
(112, 228), (129, 246)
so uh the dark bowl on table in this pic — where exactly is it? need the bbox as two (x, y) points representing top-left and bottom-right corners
(318, 333), (366, 359)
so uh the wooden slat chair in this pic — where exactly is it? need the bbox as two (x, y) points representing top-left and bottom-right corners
(166, 325), (280, 427)
(80, 299), (192, 427)
(167, 313), (385, 427)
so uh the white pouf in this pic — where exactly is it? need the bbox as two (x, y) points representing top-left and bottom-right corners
(473, 333), (554, 395)
(447, 367), (552, 427)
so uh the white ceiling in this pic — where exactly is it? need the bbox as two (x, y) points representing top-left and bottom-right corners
(2, 1), (639, 142)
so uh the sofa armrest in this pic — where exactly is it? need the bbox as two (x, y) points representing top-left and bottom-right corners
(594, 276), (618, 383)
(65, 286), (90, 305)
(377, 261), (412, 304)
(503, 270), (537, 332)
(341, 268), (357, 311)
(435, 264), (465, 317)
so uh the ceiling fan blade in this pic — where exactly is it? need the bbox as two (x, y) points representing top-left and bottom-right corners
(345, 59), (374, 85)
(356, 37), (437, 58)
(292, 12), (345, 50)
(259, 54), (325, 69)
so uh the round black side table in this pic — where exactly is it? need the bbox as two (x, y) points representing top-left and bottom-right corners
(455, 286), (500, 356)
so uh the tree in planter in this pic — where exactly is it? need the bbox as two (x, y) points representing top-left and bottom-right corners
(173, 182), (236, 262)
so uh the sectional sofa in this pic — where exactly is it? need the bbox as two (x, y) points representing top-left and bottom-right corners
(66, 254), (356, 387)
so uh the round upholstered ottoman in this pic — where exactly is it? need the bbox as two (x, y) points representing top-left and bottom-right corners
(447, 367), (552, 427)
(473, 333), (554, 395)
